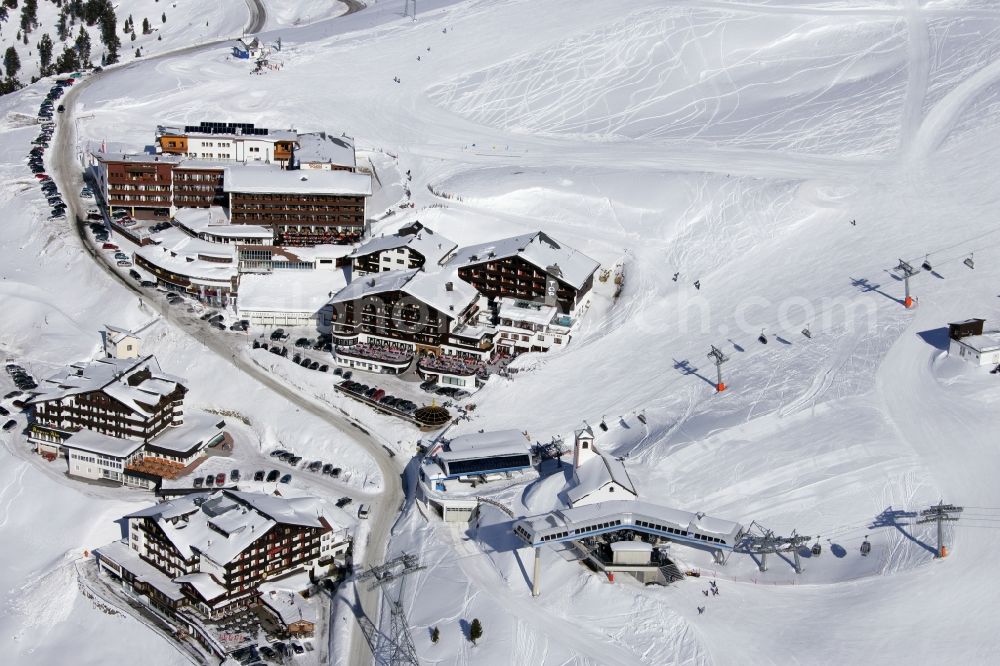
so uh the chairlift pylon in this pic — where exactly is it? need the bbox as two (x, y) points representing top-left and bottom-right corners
(964, 252), (975, 270)
(758, 329), (768, 345)
(921, 255), (933, 272)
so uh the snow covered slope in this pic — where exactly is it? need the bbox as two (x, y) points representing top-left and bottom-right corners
(6, 0), (1000, 663)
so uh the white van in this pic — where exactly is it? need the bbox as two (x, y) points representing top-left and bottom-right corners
(357, 504), (370, 519)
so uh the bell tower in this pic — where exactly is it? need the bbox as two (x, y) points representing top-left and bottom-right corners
(573, 426), (597, 469)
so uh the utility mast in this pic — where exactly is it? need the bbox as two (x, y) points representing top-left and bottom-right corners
(895, 259), (919, 308)
(355, 553), (426, 665)
(917, 501), (963, 558)
(404, 0), (417, 20)
(707, 345), (729, 392)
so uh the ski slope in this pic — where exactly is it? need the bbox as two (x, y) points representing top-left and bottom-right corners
(4, 0), (1000, 663)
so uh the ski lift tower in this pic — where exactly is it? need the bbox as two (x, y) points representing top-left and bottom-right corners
(355, 553), (426, 665)
(707, 345), (730, 392)
(917, 501), (963, 558)
(404, 0), (417, 20)
(895, 259), (919, 309)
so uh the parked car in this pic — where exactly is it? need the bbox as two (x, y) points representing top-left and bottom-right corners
(129, 269), (141, 280)
(321, 463), (334, 475)
(336, 497), (352, 508)
(372, 389), (386, 401)
(308, 461), (322, 472)
(333, 367), (343, 376)
(342, 370), (353, 380)
(291, 643), (304, 655)
(192, 477), (204, 488)
(117, 260), (132, 267)
(319, 364), (329, 372)
(0, 406), (9, 417)
(266, 469), (280, 482)
(253, 470), (265, 482)
(269, 449), (288, 458)
(288, 455), (302, 466)
(215, 472), (226, 486)
(279, 474), (292, 484)
(269, 328), (285, 341)
(2, 419), (17, 432)
(102, 243), (118, 250)
(206, 474), (215, 487)
(230, 469), (240, 482)
(140, 280), (156, 288)
(357, 504), (370, 519)
(114, 252), (128, 260)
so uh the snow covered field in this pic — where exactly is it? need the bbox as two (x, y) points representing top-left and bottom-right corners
(4, 0), (1000, 663)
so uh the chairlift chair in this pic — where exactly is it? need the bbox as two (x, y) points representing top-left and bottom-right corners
(921, 255), (933, 272)
(801, 326), (812, 339)
(637, 412), (647, 425)
(964, 253), (974, 270)
(758, 329), (768, 345)
(860, 537), (871, 556)
(599, 418), (609, 432)
(811, 537), (822, 557)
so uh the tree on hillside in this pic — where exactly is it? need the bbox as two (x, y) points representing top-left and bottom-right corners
(57, 11), (70, 41)
(129, 30), (135, 42)
(141, 17), (150, 34)
(54, 44), (79, 73)
(431, 626), (440, 643)
(38, 33), (53, 72)
(74, 25), (90, 63)
(19, 0), (37, 34)
(134, 47), (140, 58)
(4, 46), (21, 79)
(3, 0), (18, 9)
(469, 618), (483, 645)
(161, 12), (166, 23)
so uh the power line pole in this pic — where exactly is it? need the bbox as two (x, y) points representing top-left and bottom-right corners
(707, 345), (729, 392)
(355, 553), (426, 665)
(917, 501), (963, 558)
(403, 0), (417, 20)
(895, 259), (919, 309)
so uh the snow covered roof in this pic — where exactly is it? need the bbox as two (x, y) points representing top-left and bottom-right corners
(105, 324), (140, 344)
(433, 429), (531, 463)
(96, 152), (185, 165)
(327, 269), (478, 318)
(239, 270), (348, 315)
(295, 132), (357, 169)
(62, 430), (145, 458)
(610, 540), (652, 552)
(956, 334), (1000, 352)
(447, 231), (599, 290)
(259, 587), (318, 626)
(176, 572), (227, 601)
(144, 411), (225, 456)
(136, 228), (238, 284)
(515, 500), (744, 546)
(498, 298), (558, 325)
(124, 490), (333, 567)
(27, 355), (185, 414)
(222, 165), (372, 196)
(567, 452), (638, 505)
(350, 225), (457, 267)
(172, 207), (273, 240)
(97, 540), (186, 602)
